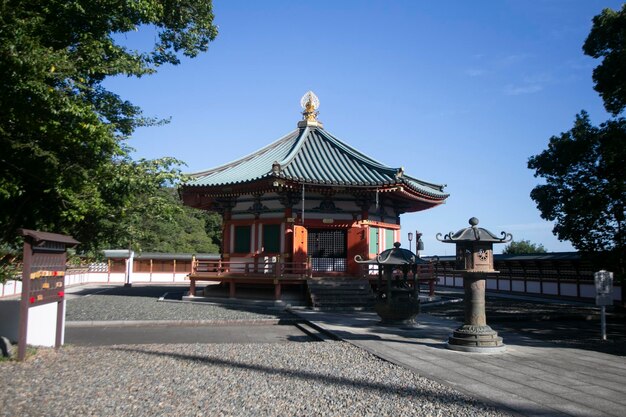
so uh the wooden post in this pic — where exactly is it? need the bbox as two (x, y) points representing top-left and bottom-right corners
(275, 255), (281, 278)
(574, 260), (581, 299)
(173, 259), (177, 282)
(428, 263), (435, 296)
(229, 281), (236, 298)
(189, 278), (196, 297)
(555, 261), (561, 296)
(274, 279), (281, 300)
(536, 260), (543, 296)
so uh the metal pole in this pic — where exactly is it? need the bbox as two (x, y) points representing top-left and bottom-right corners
(601, 306), (606, 341)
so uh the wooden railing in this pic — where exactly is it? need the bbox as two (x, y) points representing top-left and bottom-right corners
(430, 253), (622, 301)
(191, 256), (313, 279)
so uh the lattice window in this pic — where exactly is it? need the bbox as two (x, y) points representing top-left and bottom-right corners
(308, 229), (346, 258)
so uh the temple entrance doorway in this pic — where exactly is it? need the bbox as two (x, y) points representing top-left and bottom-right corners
(307, 229), (347, 273)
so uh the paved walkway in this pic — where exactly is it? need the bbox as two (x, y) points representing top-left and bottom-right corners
(289, 309), (626, 417)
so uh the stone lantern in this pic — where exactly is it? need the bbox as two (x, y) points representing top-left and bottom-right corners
(436, 217), (512, 352)
(355, 243), (427, 325)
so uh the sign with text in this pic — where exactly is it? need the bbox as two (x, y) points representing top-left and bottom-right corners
(17, 229), (79, 361)
(594, 270), (614, 306)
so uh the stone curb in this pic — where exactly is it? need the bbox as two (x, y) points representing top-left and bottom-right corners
(65, 318), (299, 328)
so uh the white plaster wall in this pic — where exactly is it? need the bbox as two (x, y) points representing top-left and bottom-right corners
(527, 281), (541, 293)
(543, 282), (558, 295)
(511, 280), (525, 292)
(1, 280), (21, 298)
(499, 280), (511, 291)
(132, 273), (153, 282)
(108, 273), (126, 283)
(258, 213), (284, 219)
(580, 284), (595, 298)
(560, 283), (578, 297)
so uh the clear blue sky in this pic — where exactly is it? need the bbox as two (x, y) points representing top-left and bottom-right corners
(104, 0), (623, 256)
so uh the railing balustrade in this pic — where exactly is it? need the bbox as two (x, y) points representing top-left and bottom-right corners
(191, 256), (312, 279)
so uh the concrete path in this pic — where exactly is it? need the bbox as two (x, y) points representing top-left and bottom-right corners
(290, 309), (626, 417)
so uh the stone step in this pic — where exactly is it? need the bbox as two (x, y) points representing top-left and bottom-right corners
(308, 288), (372, 295)
(307, 278), (375, 310)
(307, 283), (371, 290)
(310, 294), (375, 302)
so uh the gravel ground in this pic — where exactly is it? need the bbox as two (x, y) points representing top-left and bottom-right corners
(66, 286), (289, 322)
(0, 342), (511, 417)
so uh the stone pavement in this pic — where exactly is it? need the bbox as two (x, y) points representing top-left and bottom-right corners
(289, 309), (626, 417)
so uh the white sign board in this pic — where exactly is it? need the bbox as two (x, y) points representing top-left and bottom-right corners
(594, 270), (613, 306)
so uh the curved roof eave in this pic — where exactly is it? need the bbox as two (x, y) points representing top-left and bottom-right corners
(186, 129), (297, 177)
(184, 129), (301, 187)
(401, 175), (448, 199)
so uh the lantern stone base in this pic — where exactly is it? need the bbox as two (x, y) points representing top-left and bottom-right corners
(447, 324), (506, 353)
(374, 297), (420, 325)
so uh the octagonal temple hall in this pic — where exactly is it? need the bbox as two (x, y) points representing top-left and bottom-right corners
(181, 92), (448, 277)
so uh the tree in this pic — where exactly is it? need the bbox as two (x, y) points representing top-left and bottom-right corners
(528, 112), (625, 302)
(0, 1), (217, 249)
(503, 240), (547, 255)
(583, 4), (626, 116)
(122, 188), (221, 254)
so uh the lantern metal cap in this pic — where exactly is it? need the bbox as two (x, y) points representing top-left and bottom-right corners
(355, 242), (429, 265)
(436, 217), (512, 244)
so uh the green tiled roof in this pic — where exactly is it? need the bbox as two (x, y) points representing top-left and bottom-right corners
(186, 126), (448, 199)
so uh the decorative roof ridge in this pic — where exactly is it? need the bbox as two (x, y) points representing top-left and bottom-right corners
(186, 129), (300, 179)
(276, 125), (311, 169)
(318, 128), (399, 175)
(278, 125), (401, 181)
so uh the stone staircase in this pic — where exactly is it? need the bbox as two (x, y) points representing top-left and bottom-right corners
(307, 278), (375, 310)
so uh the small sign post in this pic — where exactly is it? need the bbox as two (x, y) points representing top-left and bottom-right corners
(17, 230), (79, 361)
(594, 270), (614, 341)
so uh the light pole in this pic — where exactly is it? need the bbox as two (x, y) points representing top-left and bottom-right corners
(407, 232), (413, 254)
(415, 231), (424, 258)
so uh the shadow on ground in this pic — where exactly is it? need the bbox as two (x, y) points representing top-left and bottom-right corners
(422, 295), (626, 356)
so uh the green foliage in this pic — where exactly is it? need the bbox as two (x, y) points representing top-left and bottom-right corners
(502, 240), (547, 255)
(125, 188), (221, 254)
(0, 243), (21, 284)
(528, 112), (625, 254)
(583, 4), (626, 116)
(0, 1), (217, 251)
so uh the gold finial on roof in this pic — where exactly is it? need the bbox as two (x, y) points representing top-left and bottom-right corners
(298, 91), (323, 128)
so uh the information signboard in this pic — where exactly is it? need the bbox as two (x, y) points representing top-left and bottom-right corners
(594, 270), (614, 306)
(17, 230), (79, 361)
(594, 270), (614, 341)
